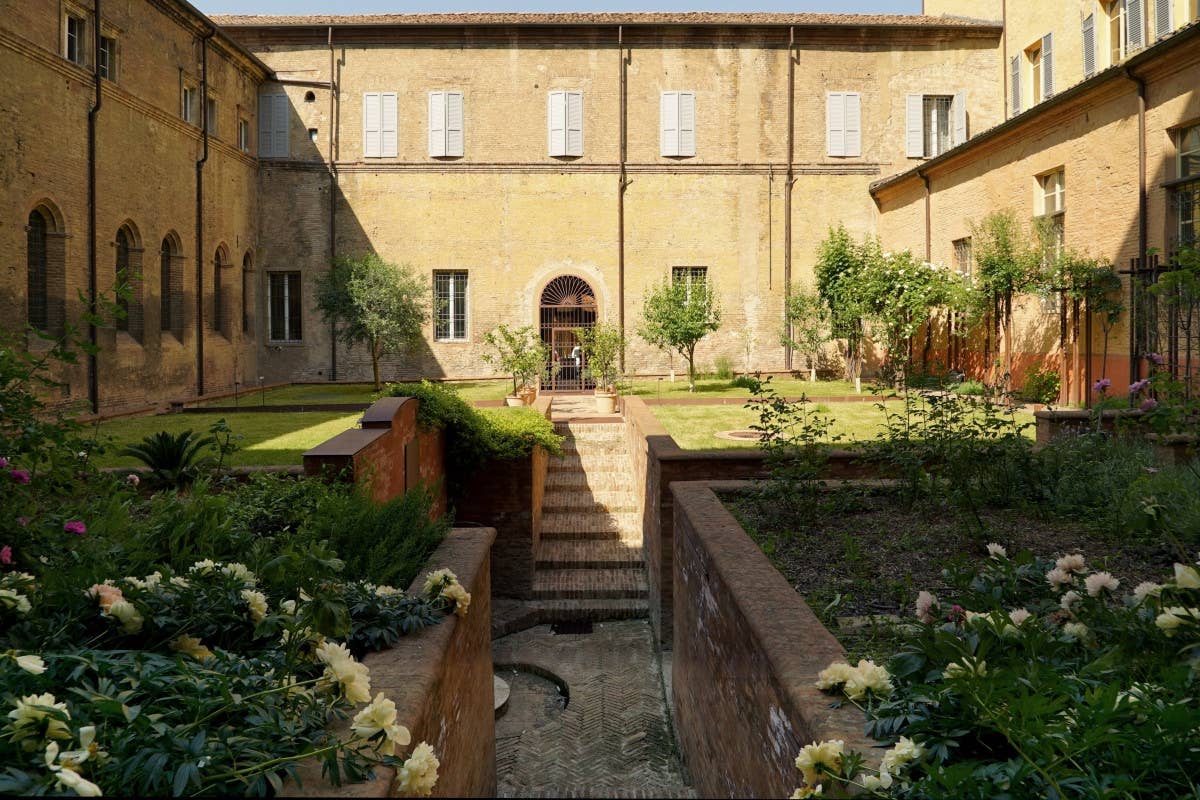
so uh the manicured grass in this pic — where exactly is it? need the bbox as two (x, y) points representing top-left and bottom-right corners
(197, 380), (512, 407)
(625, 377), (863, 399)
(87, 411), (364, 468)
(650, 400), (1036, 450)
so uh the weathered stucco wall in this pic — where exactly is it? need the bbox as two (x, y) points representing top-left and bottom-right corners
(671, 481), (876, 798)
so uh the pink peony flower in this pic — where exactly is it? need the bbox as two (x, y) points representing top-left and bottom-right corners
(1140, 398), (1159, 412)
(1009, 608), (1032, 625)
(87, 583), (125, 613)
(915, 591), (938, 624)
(1046, 567), (1073, 589)
(1056, 553), (1087, 573)
(63, 521), (87, 536)
(10, 470), (30, 485)
(1092, 378), (1111, 393)
(0, 457), (7, 468)
(126, 473), (140, 487)
(948, 604), (967, 624)
(1085, 571), (1120, 597)
(0, 545), (11, 565)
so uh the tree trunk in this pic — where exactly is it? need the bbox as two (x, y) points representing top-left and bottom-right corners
(1004, 292), (1014, 390)
(371, 338), (382, 391)
(686, 344), (697, 392)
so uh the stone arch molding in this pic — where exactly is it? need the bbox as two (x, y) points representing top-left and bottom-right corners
(522, 260), (609, 327)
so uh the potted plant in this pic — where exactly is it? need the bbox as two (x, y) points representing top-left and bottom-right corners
(577, 322), (626, 413)
(482, 324), (548, 406)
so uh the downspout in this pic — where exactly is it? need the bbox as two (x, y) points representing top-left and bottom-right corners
(783, 26), (795, 370)
(329, 26), (338, 381)
(86, 0), (102, 414)
(196, 27), (214, 397)
(919, 170), (932, 261)
(1125, 66), (1148, 386)
(617, 25), (627, 372)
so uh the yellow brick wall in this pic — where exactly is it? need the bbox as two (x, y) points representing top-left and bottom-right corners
(0, 0), (266, 412)
(244, 24), (1001, 384)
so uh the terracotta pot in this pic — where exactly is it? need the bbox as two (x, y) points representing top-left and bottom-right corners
(595, 391), (618, 414)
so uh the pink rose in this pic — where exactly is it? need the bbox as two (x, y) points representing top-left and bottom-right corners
(0, 545), (11, 565)
(64, 521), (87, 536)
(10, 470), (30, 485)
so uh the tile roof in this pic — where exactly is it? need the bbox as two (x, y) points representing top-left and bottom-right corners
(210, 12), (1000, 30)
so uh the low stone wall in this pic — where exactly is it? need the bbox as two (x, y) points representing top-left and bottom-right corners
(302, 397), (447, 515)
(454, 395), (552, 601)
(623, 397), (871, 649)
(671, 482), (876, 798)
(1033, 407), (1142, 444)
(287, 527), (498, 798)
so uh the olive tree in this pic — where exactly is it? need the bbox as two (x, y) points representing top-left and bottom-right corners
(638, 278), (721, 392)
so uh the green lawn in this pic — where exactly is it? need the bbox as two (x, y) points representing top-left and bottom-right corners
(625, 377), (864, 399)
(651, 401), (1036, 450)
(88, 411), (364, 468)
(197, 380), (512, 408)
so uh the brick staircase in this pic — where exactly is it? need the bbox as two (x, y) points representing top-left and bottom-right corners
(532, 422), (647, 622)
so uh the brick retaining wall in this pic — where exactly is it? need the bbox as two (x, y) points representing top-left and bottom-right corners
(671, 482), (876, 798)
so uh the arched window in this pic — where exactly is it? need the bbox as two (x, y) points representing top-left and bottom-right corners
(242, 252), (253, 335)
(160, 232), (183, 340)
(27, 210), (49, 331)
(213, 245), (230, 337)
(115, 227), (131, 331)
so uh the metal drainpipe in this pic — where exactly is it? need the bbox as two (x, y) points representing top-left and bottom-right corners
(919, 170), (932, 261)
(196, 27), (214, 398)
(1124, 67), (1148, 387)
(329, 26), (338, 381)
(617, 25), (627, 373)
(783, 26), (795, 371)
(86, 0), (102, 414)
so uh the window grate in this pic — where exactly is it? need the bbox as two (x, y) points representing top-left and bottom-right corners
(433, 271), (468, 341)
(27, 211), (49, 331)
(269, 272), (302, 342)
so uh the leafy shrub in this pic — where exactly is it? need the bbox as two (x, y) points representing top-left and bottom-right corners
(731, 374), (761, 391)
(948, 379), (986, 396)
(791, 549), (1200, 799)
(713, 356), (734, 380)
(121, 429), (216, 488)
(387, 381), (563, 497)
(1018, 366), (1061, 404)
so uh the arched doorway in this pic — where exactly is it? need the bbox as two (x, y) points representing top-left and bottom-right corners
(539, 275), (597, 391)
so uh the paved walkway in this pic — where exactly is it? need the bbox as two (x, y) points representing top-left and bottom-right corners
(493, 621), (694, 798)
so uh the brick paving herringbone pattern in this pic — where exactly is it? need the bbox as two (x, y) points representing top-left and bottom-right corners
(493, 621), (694, 798)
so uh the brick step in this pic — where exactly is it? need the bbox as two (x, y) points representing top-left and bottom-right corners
(532, 568), (648, 600)
(544, 472), (634, 491)
(541, 511), (641, 537)
(507, 786), (695, 798)
(542, 489), (637, 513)
(547, 453), (632, 473)
(560, 439), (629, 455)
(491, 598), (649, 638)
(536, 539), (644, 568)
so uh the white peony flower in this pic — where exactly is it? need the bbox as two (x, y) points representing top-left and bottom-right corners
(351, 693), (412, 756)
(986, 543), (1007, 558)
(1062, 622), (1089, 640)
(815, 662), (857, 691)
(881, 736), (924, 773)
(1056, 553), (1087, 573)
(422, 568), (458, 595)
(1132, 582), (1162, 603)
(1060, 591), (1082, 611)
(1008, 608), (1032, 626)
(396, 741), (440, 797)
(1085, 572), (1120, 597)
(1046, 568), (1073, 589)
(794, 740), (844, 786)
(1173, 564), (1200, 589)
(915, 590), (938, 624)
(241, 589), (269, 624)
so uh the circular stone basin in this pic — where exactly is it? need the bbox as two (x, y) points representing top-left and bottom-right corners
(713, 429), (767, 441)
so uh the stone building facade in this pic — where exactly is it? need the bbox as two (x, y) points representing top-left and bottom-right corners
(2, 3), (1198, 411)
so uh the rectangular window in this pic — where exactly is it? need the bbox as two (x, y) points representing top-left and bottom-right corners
(1029, 43), (1043, 105)
(238, 118), (250, 152)
(428, 91), (464, 158)
(363, 92), (398, 158)
(660, 91), (697, 157)
(268, 272), (302, 342)
(1041, 169), (1066, 216)
(825, 92), (862, 158)
(181, 86), (197, 124)
(205, 97), (218, 136)
(548, 91), (584, 157)
(907, 93), (966, 158)
(1175, 125), (1200, 247)
(1111, 0), (1146, 61)
(671, 266), (708, 303)
(257, 94), (289, 159)
(924, 96), (952, 158)
(1038, 170), (1066, 312)
(433, 271), (468, 341)
(65, 14), (85, 65)
(99, 36), (115, 80)
(953, 237), (974, 277)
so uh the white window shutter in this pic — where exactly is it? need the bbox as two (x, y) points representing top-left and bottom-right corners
(905, 94), (924, 158)
(952, 91), (967, 147)
(566, 91), (583, 156)
(548, 91), (566, 156)
(381, 93), (397, 158)
(1155, 0), (1172, 38)
(271, 94), (289, 158)
(363, 92), (381, 158)
(678, 92), (696, 157)
(257, 95), (272, 157)
(844, 93), (861, 157)
(1010, 56), (1021, 115)
(1082, 15), (1096, 78)
(445, 92), (464, 157)
(1128, 0), (1145, 51)
(826, 92), (845, 157)
(429, 91), (446, 157)
(661, 92), (679, 156)
(1042, 33), (1055, 98)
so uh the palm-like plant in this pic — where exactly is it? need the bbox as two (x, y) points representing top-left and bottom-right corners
(121, 430), (216, 488)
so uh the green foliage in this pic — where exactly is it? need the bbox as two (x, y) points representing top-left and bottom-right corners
(481, 323), (550, 396)
(949, 379), (987, 396)
(815, 225), (870, 382)
(121, 429), (216, 488)
(1018, 367), (1061, 404)
(782, 287), (830, 377)
(638, 278), (722, 392)
(577, 322), (626, 391)
(746, 377), (839, 508)
(387, 381), (563, 498)
(315, 254), (429, 389)
(712, 355), (734, 381)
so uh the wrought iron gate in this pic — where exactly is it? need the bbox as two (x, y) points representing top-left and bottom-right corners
(539, 275), (597, 391)
(1127, 249), (1200, 399)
